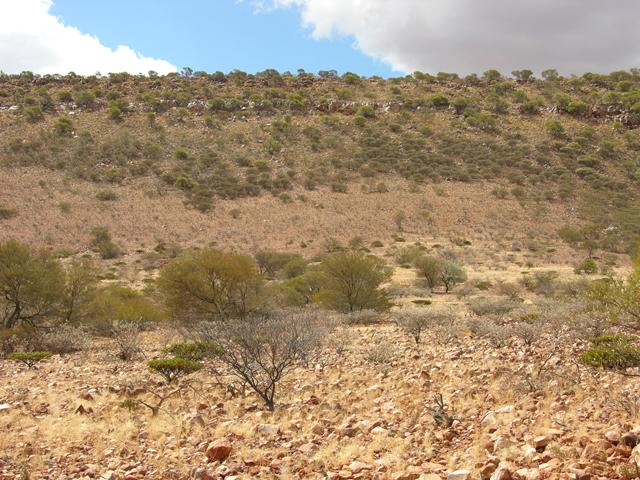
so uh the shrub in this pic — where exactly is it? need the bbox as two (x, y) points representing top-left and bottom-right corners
(112, 322), (143, 361)
(34, 324), (90, 354)
(396, 312), (429, 344)
(84, 285), (164, 333)
(23, 105), (43, 123)
(7, 351), (53, 369)
(96, 189), (117, 201)
(575, 257), (598, 274)
(581, 335), (640, 371)
(255, 251), (301, 277)
(148, 358), (203, 383)
(90, 227), (121, 259)
(158, 248), (263, 322)
(163, 341), (222, 361)
(317, 252), (392, 312)
(197, 309), (328, 410)
(0, 207), (17, 220)
(53, 116), (73, 136)
(545, 119), (565, 138)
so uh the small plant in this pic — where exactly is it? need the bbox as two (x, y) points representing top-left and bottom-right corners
(7, 351), (53, 369)
(0, 207), (17, 220)
(148, 358), (203, 383)
(163, 341), (222, 361)
(429, 393), (455, 427)
(581, 335), (640, 372)
(96, 189), (117, 201)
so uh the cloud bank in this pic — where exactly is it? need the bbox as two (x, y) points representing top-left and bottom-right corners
(274, 0), (640, 75)
(0, 0), (176, 75)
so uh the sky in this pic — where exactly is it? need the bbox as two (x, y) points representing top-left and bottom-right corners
(1, 0), (639, 77)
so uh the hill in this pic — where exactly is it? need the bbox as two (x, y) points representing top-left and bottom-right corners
(0, 69), (639, 262)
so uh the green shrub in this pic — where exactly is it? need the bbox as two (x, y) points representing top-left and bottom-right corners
(7, 351), (53, 369)
(575, 257), (598, 274)
(0, 207), (17, 220)
(96, 189), (117, 201)
(90, 227), (121, 259)
(23, 105), (43, 123)
(148, 358), (203, 383)
(581, 335), (640, 371)
(53, 116), (73, 136)
(545, 119), (565, 138)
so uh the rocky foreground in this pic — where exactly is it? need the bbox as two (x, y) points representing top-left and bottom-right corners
(1, 324), (639, 480)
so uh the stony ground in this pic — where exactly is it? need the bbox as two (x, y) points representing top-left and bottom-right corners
(1, 318), (640, 480)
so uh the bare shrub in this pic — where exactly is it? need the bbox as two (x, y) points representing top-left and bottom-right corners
(467, 317), (514, 347)
(112, 322), (143, 361)
(325, 327), (352, 354)
(365, 339), (396, 365)
(496, 280), (522, 300)
(197, 309), (328, 410)
(343, 309), (382, 325)
(468, 298), (520, 318)
(430, 314), (463, 345)
(396, 311), (430, 344)
(35, 324), (90, 354)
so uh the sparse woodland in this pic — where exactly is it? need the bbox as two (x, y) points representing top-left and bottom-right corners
(1, 68), (640, 479)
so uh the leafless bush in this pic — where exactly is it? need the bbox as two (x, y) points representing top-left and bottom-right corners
(325, 327), (352, 354)
(495, 280), (522, 300)
(430, 314), (463, 345)
(198, 308), (329, 410)
(365, 340), (396, 366)
(396, 311), (430, 344)
(467, 317), (514, 347)
(343, 309), (382, 325)
(467, 298), (520, 318)
(34, 324), (91, 354)
(112, 322), (143, 361)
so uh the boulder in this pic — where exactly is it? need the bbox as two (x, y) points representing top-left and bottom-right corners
(206, 440), (232, 461)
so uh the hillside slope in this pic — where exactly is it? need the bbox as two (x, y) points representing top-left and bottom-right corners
(1, 70), (639, 258)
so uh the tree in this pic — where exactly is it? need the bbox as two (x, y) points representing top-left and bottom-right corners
(558, 224), (601, 258)
(199, 309), (327, 410)
(439, 261), (467, 293)
(542, 69), (560, 81)
(317, 252), (392, 312)
(414, 256), (444, 290)
(62, 258), (98, 323)
(0, 240), (65, 329)
(158, 248), (263, 322)
(483, 69), (502, 82)
(512, 69), (534, 82)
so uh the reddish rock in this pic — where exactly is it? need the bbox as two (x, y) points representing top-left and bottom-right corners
(206, 439), (232, 461)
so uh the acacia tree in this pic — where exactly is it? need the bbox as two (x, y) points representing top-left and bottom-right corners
(62, 258), (98, 323)
(0, 240), (65, 329)
(558, 224), (601, 258)
(414, 256), (444, 290)
(439, 261), (467, 293)
(158, 248), (263, 322)
(317, 252), (392, 312)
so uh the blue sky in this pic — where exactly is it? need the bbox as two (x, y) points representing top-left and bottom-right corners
(49, 0), (395, 77)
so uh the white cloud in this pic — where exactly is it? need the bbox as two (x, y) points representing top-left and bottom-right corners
(0, 0), (176, 75)
(273, 0), (640, 75)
